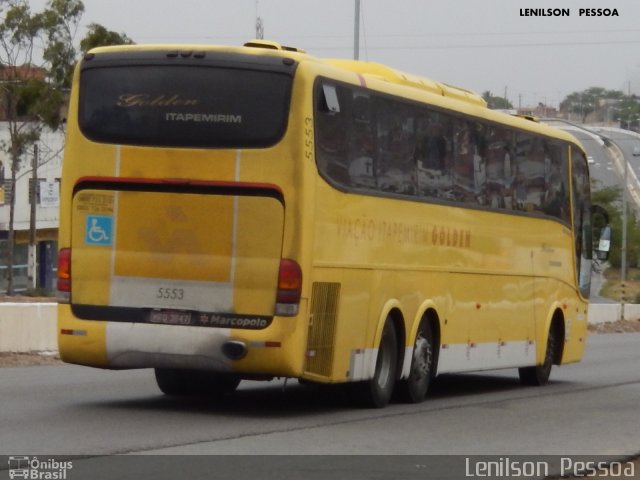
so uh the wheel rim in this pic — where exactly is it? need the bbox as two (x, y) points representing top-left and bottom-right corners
(375, 337), (393, 389)
(411, 332), (432, 383)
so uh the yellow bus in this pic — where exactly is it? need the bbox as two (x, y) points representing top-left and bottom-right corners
(57, 40), (610, 407)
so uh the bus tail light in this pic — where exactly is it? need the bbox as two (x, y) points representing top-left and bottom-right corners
(275, 259), (302, 316)
(57, 248), (71, 302)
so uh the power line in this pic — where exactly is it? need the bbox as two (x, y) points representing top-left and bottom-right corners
(127, 28), (640, 42)
(304, 39), (640, 52)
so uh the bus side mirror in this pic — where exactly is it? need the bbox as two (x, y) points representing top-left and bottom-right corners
(596, 224), (611, 261)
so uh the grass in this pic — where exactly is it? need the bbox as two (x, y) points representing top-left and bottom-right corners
(600, 267), (640, 303)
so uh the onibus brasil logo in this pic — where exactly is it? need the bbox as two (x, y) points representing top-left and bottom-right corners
(8, 457), (73, 479)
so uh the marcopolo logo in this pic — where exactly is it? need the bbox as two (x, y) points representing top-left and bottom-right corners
(8, 456), (73, 480)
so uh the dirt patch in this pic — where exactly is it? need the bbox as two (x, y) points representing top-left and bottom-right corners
(0, 295), (56, 303)
(587, 318), (640, 334)
(0, 352), (63, 367)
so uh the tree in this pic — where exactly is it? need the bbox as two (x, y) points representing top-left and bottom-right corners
(560, 90), (596, 123)
(80, 23), (134, 54)
(42, 0), (84, 90)
(559, 87), (629, 124)
(612, 96), (640, 130)
(0, 0), (83, 294)
(481, 91), (513, 110)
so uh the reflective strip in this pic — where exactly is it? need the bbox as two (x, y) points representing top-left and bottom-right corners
(249, 341), (282, 348)
(60, 329), (87, 336)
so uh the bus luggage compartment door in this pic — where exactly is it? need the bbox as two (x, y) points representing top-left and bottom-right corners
(69, 180), (284, 320)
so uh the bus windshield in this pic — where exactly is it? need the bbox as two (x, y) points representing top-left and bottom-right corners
(79, 65), (293, 148)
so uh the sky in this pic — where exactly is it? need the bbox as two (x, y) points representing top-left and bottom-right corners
(28, 0), (640, 108)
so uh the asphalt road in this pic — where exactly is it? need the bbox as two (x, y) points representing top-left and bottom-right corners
(1, 334), (639, 458)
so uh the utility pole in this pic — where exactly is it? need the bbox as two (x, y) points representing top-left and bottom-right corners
(255, 1), (264, 39)
(621, 148), (628, 321)
(28, 144), (38, 290)
(354, 0), (360, 60)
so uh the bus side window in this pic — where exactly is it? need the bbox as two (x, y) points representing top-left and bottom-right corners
(347, 93), (377, 189)
(472, 122), (487, 205)
(316, 83), (350, 186)
(416, 111), (452, 200)
(542, 141), (570, 223)
(514, 134), (546, 213)
(376, 99), (417, 195)
(572, 147), (592, 298)
(452, 120), (480, 204)
(486, 128), (515, 209)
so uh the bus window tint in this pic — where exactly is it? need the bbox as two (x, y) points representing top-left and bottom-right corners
(453, 120), (486, 204)
(485, 127), (515, 209)
(514, 134), (546, 212)
(315, 83), (350, 184)
(416, 112), (454, 201)
(79, 66), (293, 148)
(544, 142), (571, 223)
(376, 98), (416, 195)
(314, 79), (571, 226)
(348, 93), (377, 189)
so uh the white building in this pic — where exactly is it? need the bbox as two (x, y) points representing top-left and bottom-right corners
(0, 123), (64, 293)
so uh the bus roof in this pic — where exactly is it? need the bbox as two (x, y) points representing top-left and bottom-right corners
(323, 59), (487, 108)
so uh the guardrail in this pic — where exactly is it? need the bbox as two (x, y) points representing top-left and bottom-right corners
(0, 302), (637, 353)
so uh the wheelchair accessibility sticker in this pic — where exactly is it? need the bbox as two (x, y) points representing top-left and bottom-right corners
(85, 215), (113, 246)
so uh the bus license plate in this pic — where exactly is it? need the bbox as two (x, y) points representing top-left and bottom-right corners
(149, 310), (192, 325)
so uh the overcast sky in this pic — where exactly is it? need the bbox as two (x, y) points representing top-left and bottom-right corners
(30, 0), (640, 108)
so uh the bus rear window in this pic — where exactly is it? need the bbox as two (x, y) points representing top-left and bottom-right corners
(79, 66), (293, 148)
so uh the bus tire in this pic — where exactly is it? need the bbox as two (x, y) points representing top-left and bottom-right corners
(155, 368), (241, 397)
(518, 326), (556, 386)
(358, 319), (398, 408)
(397, 321), (434, 403)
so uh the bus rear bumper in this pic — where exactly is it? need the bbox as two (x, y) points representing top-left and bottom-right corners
(57, 305), (303, 376)
(106, 321), (235, 371)
(58, 304), (235, 371)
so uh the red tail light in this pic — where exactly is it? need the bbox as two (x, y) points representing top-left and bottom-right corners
(275, 259), (302, 316)
(57, 248), (71, 293)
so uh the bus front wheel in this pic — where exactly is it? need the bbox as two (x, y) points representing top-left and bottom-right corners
(518, 326), (557, 386)
(155, 368), (241, 397)
(358, 319), (398, 408)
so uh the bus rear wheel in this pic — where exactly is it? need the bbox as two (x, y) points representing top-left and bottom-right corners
(358, 319), (398, 408)
(155, 368), (241, 397)
(519, 327), (556, 386)
(397, 321), (434, 403)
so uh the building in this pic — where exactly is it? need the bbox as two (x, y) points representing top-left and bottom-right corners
(0, 124), (64, 294)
